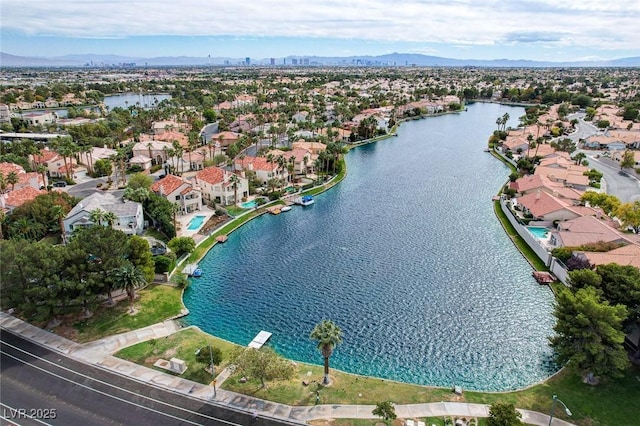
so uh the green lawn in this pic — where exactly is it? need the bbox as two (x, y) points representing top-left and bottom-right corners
(115, 328), (237, 385)
(72, 284), (184, 342)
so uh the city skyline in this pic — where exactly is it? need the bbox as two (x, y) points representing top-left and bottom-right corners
(1, 0), (639, 62)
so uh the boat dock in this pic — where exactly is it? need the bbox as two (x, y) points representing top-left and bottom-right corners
(215, 235), (228, 243)
(182, 263), (199, 276)
(248, 330), (272, 349)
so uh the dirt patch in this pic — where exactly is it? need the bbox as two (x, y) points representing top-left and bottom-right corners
(198, 214), (230, 235)
(164, 347), (178, 358)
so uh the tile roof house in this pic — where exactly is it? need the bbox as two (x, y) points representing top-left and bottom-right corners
(195, 167), (248, 206)
(577, 243), (640, 269)
(0, 186), (47, 211)
(514, 191), (582, 222)
(29, 148), (87, 180)
(233, 156), (283, 185)
(63, 192), (144, 236)
(150, 174), (202, 214)
(549, 215), (630, 248)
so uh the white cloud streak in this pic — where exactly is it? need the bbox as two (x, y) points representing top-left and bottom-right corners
(2, 0), (639, 51)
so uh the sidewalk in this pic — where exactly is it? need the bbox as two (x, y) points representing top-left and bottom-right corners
(0, 312), (574, 425)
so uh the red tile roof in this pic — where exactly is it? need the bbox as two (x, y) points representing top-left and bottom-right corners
(4, 186), (46, 208)
(150, 174), (189, 196)
(196, 166), (225, 185)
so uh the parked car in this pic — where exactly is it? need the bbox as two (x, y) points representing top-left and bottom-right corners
(53, 181), (67, 187)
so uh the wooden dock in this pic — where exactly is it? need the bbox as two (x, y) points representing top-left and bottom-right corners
(215, 235), (228, 243)
(182, 263), (199, 276)
(248, 330), (272, 349)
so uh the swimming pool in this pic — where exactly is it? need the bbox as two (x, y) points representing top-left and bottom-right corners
(241, 200), (257, 209)
(527, 226), (549, 239)
(187, 215), (206, 231)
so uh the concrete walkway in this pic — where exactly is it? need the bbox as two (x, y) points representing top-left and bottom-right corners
(0, 312), (574, 426)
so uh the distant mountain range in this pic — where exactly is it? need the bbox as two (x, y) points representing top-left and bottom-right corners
(2, 51), (639, 68)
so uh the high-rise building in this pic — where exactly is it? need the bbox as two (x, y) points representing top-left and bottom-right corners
(270, 58), (275, 65)
(245, 57), (251, 65)
(292, 58), (298, 65)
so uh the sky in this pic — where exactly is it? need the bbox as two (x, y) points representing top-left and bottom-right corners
(1, 0), (639, 62)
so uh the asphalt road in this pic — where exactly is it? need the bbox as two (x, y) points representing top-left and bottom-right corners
(585, 154), (640, 203)
(0, 330), (294, 426)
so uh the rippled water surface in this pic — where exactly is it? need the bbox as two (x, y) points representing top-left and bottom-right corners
(183, 102), (557, 391)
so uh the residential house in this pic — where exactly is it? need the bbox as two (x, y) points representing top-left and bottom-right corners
(612, 150), (640, 168)
(63, 192), (144, 236)
(21, 111), (56, 126)
(195, 167), (248, 206)
(549, 215), (630, 249)
(150, 174), (202, 214)
(152, 120), (185, 135)
(209, 131), (241, 149)
(514, 191), (582, 222)
(78, 146), (117, 173)
(30, 148), (87, 180)
(132, 140), (174, 165)
(234, 155), (285, 185)
(0, 186), (46, 212)
(128, 155), (153, 171)
(577, 243), (640, 268)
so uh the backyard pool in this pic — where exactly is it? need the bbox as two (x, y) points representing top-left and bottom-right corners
(527, 226), (550, 239)
(187, 215), (206, 231)
(241, 200), (258, 209)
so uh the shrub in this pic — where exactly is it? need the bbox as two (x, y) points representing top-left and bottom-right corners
(154, 255), (173, 273)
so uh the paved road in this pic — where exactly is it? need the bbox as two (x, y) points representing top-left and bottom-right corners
(585, 154), (640, 203)
(0, 330), (293, 426)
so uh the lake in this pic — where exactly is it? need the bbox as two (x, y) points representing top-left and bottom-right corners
(183, 102), (558, 391)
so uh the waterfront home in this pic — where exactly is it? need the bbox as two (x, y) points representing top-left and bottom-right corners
(21, 111), (56, 126)
(292, 141), (326, 157)
(501, 136), (530, 155)
(513, 191), (582, 222)
(194, 166), (248, 206)
(233, 156), (284, 186)
(63, 192), (144, 236)
(577, 243), (640, 268)
(548, 215), (630, 249)
(510, 174), (584, 203)
(150, 174), (202, 214)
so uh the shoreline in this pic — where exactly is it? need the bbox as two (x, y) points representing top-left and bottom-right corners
(177, 107), (561, 394)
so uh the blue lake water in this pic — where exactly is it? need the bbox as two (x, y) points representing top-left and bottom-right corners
(183, 102), (558, 391)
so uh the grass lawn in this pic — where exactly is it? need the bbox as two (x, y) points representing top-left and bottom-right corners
(71, 284), (184, 343)
(115, 327), (237, 384)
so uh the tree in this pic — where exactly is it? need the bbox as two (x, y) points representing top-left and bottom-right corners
(372, 401), (397, 421)
(310, 319), (343, 385)
(195, 345), (223, 370)
(231, 347), (295, 388)
(620, 150), (635, 169)
(112, 262), (147, 312)
(230, 173), (240, 205)
(94, 158), (113, 177)
(615, 201), (640, 233)
(127, 173), (153, 190)
(89, 208), (107, 226)
(6, 171), (19, 191)
(167, 236), (196, 258)
(127, 235), (155, 282)
(50, 204), (67, 243)
(549, 287), (629, 382)
(487, 402), (522, 426)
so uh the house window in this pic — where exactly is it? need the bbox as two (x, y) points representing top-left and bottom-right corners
(175, 195), (181, 200)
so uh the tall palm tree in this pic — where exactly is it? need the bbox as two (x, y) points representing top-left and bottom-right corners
(51, 204), (66, 243)
(229, 174), (240, 205)
(310, 319), (343, 385)
(103, 211), (117, 228)
(113, 262), (147, 312)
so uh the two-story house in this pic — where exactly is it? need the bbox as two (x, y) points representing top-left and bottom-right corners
(150, 174), (202, 214)
(195, 167), (248, 206)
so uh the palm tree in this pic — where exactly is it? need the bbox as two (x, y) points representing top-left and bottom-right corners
(103, 211), (117, 228)
(113, 262), (147, 312)
(36, 164), (48, 188)
(526, 134), (533, 158)
(229, 174), (240, 205)
(310, 319), (343, 385)
(6, 171), (19, 191)
(51, 204), (66, 243)
(0, 173), (6, 194)
(90, 208), (107, 226)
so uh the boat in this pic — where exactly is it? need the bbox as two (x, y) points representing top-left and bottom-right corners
(294, 195), (315, 206)
(281, 205), (292, 212)
(192, 268), (203, 278)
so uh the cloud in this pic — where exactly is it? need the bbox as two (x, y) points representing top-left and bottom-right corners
(2, 0), (639, 52)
